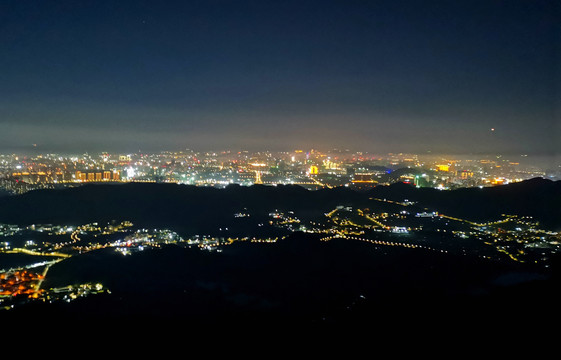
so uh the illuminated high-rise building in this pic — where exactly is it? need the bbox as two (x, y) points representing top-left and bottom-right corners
(460, 170), (474, 179)
(254, 171), (262, 184)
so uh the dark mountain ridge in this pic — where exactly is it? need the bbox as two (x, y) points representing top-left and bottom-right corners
(1, 179), (560, 331)
(0, 177), (558, 231)
(367, 177), (561, 229)
(5, 232), (561, 330)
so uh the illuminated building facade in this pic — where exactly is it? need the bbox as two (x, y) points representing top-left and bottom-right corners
(76, 170), (121, 182)
(350, 173), (378, 190)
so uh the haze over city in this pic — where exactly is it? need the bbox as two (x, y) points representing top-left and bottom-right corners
(0, 0), (558, 157)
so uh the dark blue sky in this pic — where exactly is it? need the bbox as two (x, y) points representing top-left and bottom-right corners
(0, 0), (558, 155)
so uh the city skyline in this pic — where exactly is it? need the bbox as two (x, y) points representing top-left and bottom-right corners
(1, 0), (559, 156)
(1, 147), (558, 198)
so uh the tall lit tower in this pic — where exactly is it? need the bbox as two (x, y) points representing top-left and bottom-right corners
(250, 162), (266, 184)
(255, 170), (262, 184)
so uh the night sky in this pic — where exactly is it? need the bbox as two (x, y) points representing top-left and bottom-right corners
(0, 0), (558, 156)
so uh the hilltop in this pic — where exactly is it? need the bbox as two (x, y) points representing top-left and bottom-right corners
(367, 177), (561, 230)
(0, 178), (558, 231)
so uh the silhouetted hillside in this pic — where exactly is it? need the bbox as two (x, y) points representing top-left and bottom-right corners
(0, 183), (361, 235)
(367, 178), (561, 229)
(0, 178), (558, 231)
(4, 232), (560, 331)
(1, 181), (560, 332)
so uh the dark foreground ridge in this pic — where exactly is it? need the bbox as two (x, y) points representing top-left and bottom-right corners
(0, 178), (560, 332)
(4, 233), (561, 330)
